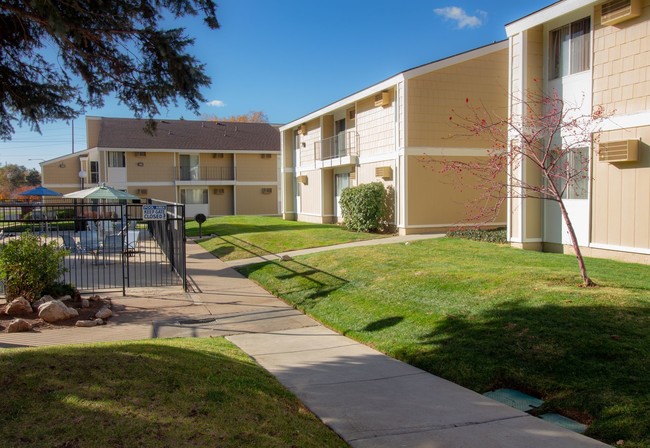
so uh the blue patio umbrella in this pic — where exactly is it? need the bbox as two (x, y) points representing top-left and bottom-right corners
(18, 185), (62, 197)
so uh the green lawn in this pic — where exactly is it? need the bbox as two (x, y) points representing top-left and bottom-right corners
(187, 215), (388, 261)
(0, 338), (347, 448)
(239, 237), (650, 447)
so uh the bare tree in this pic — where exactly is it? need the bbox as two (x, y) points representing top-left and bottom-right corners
(202, 111), (269, 123)
(428, 90), (609, 287)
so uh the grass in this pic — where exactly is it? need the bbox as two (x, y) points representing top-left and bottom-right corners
(238, 237), (650, 447)
(0, 338), (347, 448)
(186, 215), (388, 261)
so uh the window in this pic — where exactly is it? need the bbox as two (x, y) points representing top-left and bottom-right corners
(549, 17), (590, 80)
(90, 161), (99, 184)
(107, 151), (126, 167)
(181, 188), (208, 204)
(550, 147), (589, 200)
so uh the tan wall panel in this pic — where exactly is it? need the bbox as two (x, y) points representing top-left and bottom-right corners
(407, 155), (507, 226)
(209, 186), (233, 215)
(298, 119), (321, 165)
(200, 152), (233, 169)
(127, 186), (175, 202)
(524, 156), (543, 239)
(298, 169), (321, 215)
(235, 185), (278, 215)
(282, 130), (294, 168)
(407, 49), (508, 148)
(86, 118), (102, 148)
(126, 152), (175, 182)
(236, 154), (277, 182)
(592, 126), (650, 249)
(356, 91), (395, 157)
(323, 169), (333, 216)
(593, 0), (650, 115)
(42, 156), (83, 185)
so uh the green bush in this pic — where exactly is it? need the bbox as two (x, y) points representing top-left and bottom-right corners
(0, 232), (68, 301)
(446, 227), (508, 244)
(339, 182), (386, 233)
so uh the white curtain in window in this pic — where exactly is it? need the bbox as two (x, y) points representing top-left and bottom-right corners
(570, 18), (591, 75)
(107, 151), (125, 168)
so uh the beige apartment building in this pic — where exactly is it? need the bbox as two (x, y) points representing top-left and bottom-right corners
(280, 41), (509, 234)
(41, 117), (280, 218)
(507, 0), (650, 263)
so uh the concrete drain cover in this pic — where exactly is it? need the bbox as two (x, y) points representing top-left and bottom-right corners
(483, 388), (544, 412)
(177, 317), (217, 325)
(539, 413), (587, 434)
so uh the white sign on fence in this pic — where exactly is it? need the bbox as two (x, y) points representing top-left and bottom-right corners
(142, 205), (167, 221)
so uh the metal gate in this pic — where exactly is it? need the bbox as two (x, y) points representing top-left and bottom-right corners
(0, 200), (186, 296)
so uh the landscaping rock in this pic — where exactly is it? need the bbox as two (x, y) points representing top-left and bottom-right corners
(95, 307), (112, 320)
(96, 318), (105, 325)
(5, 297), (33, 316)
(81, 299), (90, 309)
(32, 295), (55, 311)
(38, 300), (79, 323)
(89, 295), (102, 301)
(7, 318), (31, 333)
(280, 255), (293, 261)
(75, 320), (97, 328)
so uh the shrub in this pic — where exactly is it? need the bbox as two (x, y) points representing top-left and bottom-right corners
(0, 232), (68, 301)
(339, 182), (386, 233)
(446, 227), (507, 244)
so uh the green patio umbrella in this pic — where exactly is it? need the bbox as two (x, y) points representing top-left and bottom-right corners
(63, 183), (140, 200)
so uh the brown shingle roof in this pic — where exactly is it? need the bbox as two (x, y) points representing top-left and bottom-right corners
(95, 117), (280, 152)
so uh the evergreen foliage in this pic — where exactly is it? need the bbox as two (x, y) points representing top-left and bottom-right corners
(339, 182), (386, 233)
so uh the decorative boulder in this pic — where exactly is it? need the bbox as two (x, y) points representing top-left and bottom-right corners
(75, 320), (97, 328)
(95, 307), (112, 320)
(81, 299), (90, 309)
(7, 318), (31, 333)
(5, 297), (33, 316)
(32, 295), (55, 311)
(38, 300), (79, 323)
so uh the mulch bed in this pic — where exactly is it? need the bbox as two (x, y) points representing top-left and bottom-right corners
(0, 296), (111, 332)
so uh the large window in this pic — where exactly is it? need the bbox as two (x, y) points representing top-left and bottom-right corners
(180, 188), (208, 204)
(107, 151), (126, 167)
(90, 161), (99, 184)
(550, 147), (589, 200)
(549, 17), (591, 80)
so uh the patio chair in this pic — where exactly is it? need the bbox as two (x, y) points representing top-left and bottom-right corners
(98, 234), (126, 264)
(124, 230), (141, 257)
(78, 231), (101, 262)
(61, 234), (80, 255)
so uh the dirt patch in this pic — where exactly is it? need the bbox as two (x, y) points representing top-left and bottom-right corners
(0, 297), (112, 332)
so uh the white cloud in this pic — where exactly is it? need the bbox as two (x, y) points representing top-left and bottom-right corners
(434, 6), (487, 29)
(206, 99), (226, 107)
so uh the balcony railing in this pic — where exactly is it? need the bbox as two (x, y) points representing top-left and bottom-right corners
(315, 131), (358, 161)
(175, 166), (235, 181)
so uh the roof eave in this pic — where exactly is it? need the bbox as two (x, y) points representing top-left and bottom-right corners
(505, 0), (598, 36)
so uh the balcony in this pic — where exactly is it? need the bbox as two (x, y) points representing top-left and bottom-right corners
(174, 166), (235, 182)
(314, 131), (359, 167)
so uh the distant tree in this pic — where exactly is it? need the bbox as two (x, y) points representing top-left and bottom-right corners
(0, 164), (40, 197)
(427, 91), (609, 287)
(204, 111), (269, 123)
(0, 0), (220, 140)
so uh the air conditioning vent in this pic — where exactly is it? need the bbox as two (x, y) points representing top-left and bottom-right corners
(261, 187), (273, 194)
(213, 188), (225, 195)
(600, 0), (641, 26)
(261, 154), (272, 159)
(374, 91), (390, 107)
(348, 108), (356, 121)
(213, 153), (224, 159)
(134, 152), (146, 157)
(599, 139), (639, 162)
(297, 124), (307, 135)
(135, 188), (148, 195)
(375, 166), (393, 179)
(296, 175), (308, 185)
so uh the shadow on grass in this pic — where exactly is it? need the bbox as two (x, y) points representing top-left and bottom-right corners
(363, 316), (404, 332)
(0, 340), (344, 448)
(398, 301), (650, 446)
(186, 222), (344, 238)
(238, 259), (349, 302)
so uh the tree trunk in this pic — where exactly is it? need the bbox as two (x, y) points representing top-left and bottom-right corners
(556, 199), (595, 287)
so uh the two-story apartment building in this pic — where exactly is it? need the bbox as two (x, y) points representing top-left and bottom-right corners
(41, 117), (280, 218)
(280, 41), (509, 234)
(507, 0), (650, 263)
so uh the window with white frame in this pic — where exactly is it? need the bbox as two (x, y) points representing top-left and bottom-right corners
(549, 17), (591, 80)
(549, 147), (589, 200)
(180, 188), (208, 204)
(107, 151), (126, 167)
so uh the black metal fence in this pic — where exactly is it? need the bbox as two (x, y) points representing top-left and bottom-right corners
(0, 200), (186, 296)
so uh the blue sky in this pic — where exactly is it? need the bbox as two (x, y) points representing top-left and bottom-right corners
(3, 0), (553, 171)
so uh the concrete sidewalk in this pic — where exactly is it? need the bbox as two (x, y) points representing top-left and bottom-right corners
(0, 240), (608, 447)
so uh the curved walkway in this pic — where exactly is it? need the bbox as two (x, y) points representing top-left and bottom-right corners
(0, 239), (608, 447)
